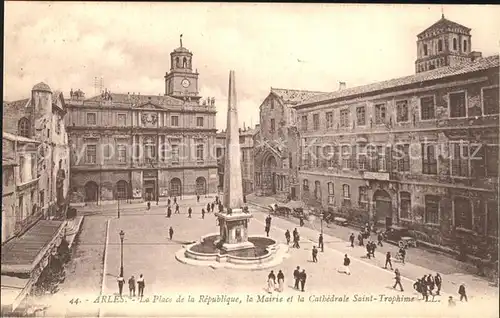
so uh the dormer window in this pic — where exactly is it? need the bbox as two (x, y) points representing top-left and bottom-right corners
(18, 118), (30, 137)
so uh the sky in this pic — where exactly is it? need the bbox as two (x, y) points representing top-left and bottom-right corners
(4, 3), (500, 130)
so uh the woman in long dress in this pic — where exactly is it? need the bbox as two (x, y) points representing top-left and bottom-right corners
(267, 271), (276, 293)
(277, 270), (285, 292)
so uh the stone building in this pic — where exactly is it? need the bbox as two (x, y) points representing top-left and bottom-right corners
(294, 16), (499, 258)
(65, 42), (218, 203)
(253, 88), (327, 201)
(215, 125), (257, 195)
(3, 83), (71, 218)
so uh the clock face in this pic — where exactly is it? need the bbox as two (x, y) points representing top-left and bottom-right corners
(181, 79), (190, 88)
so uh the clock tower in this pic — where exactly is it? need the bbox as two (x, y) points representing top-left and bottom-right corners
(164, 36), (200, 100)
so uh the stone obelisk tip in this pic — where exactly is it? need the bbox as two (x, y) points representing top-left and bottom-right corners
(223, 70), (244, 210)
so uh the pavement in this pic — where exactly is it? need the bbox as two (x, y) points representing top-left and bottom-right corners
(39, 195), (498, 317)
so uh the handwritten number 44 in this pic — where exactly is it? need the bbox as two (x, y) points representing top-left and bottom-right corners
(69, 298), (81, 305)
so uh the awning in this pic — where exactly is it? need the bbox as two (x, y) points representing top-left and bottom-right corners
(1, 220), (65, 274)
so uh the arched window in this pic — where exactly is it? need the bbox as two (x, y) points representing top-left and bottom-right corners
(342, 184), (351, 206)
(18, 118), (30, 137)
(314, 181), (321, 200)
(438, 39), (443, 52)
(400, 192), (411, 219)
(327, 182), (335, 205)
(453, 38), (457, 50)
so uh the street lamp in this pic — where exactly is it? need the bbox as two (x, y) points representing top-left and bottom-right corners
(119, 230), (125, 277)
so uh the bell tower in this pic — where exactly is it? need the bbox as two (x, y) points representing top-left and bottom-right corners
(164, 35), (200, 100)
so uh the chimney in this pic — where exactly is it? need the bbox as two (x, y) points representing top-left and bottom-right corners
(470, 51), (482, 62)
(339, 81), (346, 91)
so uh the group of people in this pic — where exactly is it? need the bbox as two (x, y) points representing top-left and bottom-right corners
(117, 274), (145, 298)
(413, 273), (443, 301)
(266, 270), (286, 293)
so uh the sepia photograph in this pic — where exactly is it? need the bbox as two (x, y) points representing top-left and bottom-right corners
(2, 2), (500, 317)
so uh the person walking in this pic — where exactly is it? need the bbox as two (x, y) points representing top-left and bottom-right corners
(277, 270), (285, 292)
(267, 271), (276, 293)
(167, 198), (171, 206)
(175, 204), (180, 214)
(318, 234), (324, 252)
(265, 224), (270, 237)
(349, 233), (355, 248)
(169, 227), (174, 240)
(211, 202), (215, 212)
(458, 283), (467, 302)
(377, 232), (384, 247)
(366, 242), (372, 259)
(207, 203), (211, 213)
(384, 251), (393, 270)
(294, 232), (300, 249)
(197, 194), (200, 202)
(399, 247), (406, 264)
(137, 274), (145, 298)
(435, 273), (442, 295)
(299, 216), (304, 227)
(342, 254), (351, 275)
(188, 207), (192, 218)
(358, 233), (364, 246)
(393, 268), (404, 291)
(202, 208), (205, 219)
(173, 197), (177, 205)
(285, 230), (291, 245)
(117, 275), (125, 297)
(312, 246), (318, 263)
(167, 206), (172, 218)
(147, 201), (151, 210)
(293, 266), (300, 289)
(369, 241), (376, 258)
(128, 275), (136, 297)
(299, 270), (307, 292)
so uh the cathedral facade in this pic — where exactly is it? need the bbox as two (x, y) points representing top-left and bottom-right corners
(66, 43), (218, 203)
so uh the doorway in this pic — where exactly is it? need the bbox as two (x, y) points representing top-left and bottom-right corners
(144, 180), (156, 201)
(373, 189), (392, 229)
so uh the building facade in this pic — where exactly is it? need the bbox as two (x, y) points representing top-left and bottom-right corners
(66, 43), (218, 203)
(295, 17), (499, 259)
(253, 88), (326, 201)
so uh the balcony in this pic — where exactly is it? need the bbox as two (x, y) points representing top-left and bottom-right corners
(362, 170), (390, 181)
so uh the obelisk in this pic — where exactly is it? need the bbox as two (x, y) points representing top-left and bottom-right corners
(223, 70), (244, 210)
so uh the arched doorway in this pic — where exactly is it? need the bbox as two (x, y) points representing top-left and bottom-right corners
(373, 189), (392, 228)
(196, 177), (207, 195)
(265, 155), (278, 194)
(84, 181), (99, 203)
(115, 180), (128, 200)
(170, 178), (182, 197)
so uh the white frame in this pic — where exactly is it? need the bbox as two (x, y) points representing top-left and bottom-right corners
(171, 115), (179, 127)
(424, 194), (440, 225)
(86, 112), (97, 126)
(421, 142), (439, 175)
(356, 105), (366, 126)
(85, 144), (97, 164)
(480, 85), (499, 116)
(327, 182), (335, 205)
(325, 111), (334, 129)
(449, 141), (470, 178)
(339, 108), (350, 128)
(196, 116), (204, 127)
(395, 99), (410, 123)
(419, 94), (436, 121)
(447, 90), (468, 118)
(374, 103), (387, 125)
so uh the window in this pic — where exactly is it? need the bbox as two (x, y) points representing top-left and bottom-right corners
(422, 144), (437, 175)
(423, 44), (428, 56)
(86, 113), (97, 125)
(340, 109), (349, 127)
(342, 145), (352, 169)
(56, 119), (61, 134)
(270, 119), (275, 132)
(327, 182), (334, 205)
(270, 98), (274, 110)
(451, 143), (469, 177)
(323, 145), (336, 168)
(18, 118), (30, 137)
(395, 144), (410, 172)
(312, 114), (319, 130)
(396, 100), (409, 122)
(326, 112), (334, 129)
(454, 197), (472, 230)
(486, 201), (498, 237)
(342, 184), (351, 206)
(400, 192), (411, 219)
(482, 87), (499, 115)
(485, 145), (499, 177)
(449, 91), (466, 118)
(314, 181), (321, 200)
(303, 179), (309, 192)
(171, 116), (179, 126)
(453, 38), (457, 50)
(314, 146), (320, 167)
(356, 106), (366, 126)
(117, 114), (126, 126)
(420, 96), (435, 120)
(357, 145), (367, 170)
(216, 148), (222, 160)
(377, 146), (386, 171)
(375, 104), (386, 124)
(196, 141), (204, 162)
(425, 195), (440, 224)
(171, 144), (179, 164)
(301, 115), (308, 131)
(144, 137), (156, 160)
(358, 186), (368, 210)
(116, 182), (127, 199)
(463, 40), (467, 52)
(438, 39), (443, 52)
(86, 144), (97, 164)
(196, 117), (204, 127)
(117, 145), (127, 163)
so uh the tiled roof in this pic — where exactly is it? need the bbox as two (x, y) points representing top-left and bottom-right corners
(271, 88), (327, 105)
(418, 16), (471, 37)
(298, 55), (499, 107)
(85, 93), (183, 106)
(32, 82), (51, 93)
(2, 132), (40, 144)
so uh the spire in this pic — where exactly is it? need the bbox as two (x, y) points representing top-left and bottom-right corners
(180, 34), (183, 48)
(223, 70), (244, 209)
(441, 6), (444, 19)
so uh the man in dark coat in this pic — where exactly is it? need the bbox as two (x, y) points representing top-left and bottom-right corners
(293, 266), (300, 289)
(366, 242), (372, 259)
(393, 269), (404, 291)
(169, 226), (174, 240)
(458, 283), (467, 302)
(188, 207), (192, 218)
(197, 194), (200, 202)
(211, 202), (215, 212)
(318, 234), (324, 252)
(128, 275), (136, 297)
(265, 224), (270, 237)
(285, 230), (291, 245)
(384, 251), (393, 270)
(207, 203), (211, 212)
(202, 208), (205, 219)
(299, 270), (307, 292)
(435, 273), (442, 295)
(377, 232), (384, 247)
(175, 203), (180, 214)
(312, 246), (318, 263)
(167, 206), (172, 218)
(349, 233), (355, 248)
